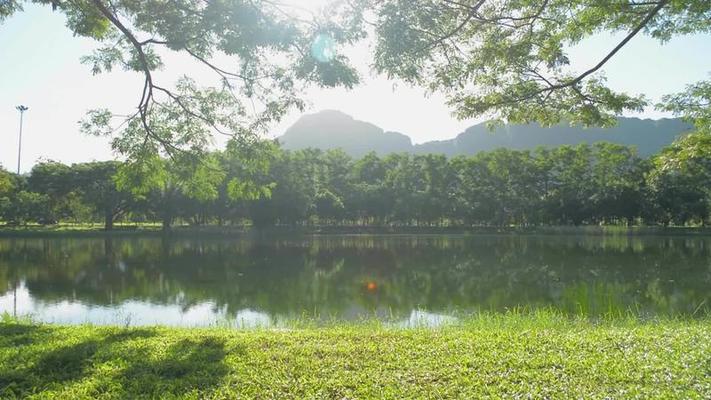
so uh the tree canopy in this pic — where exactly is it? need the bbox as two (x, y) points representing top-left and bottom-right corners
(3, 0), (364, 162)
(370, 0), (711, 128)
(2, 0), (709, 160)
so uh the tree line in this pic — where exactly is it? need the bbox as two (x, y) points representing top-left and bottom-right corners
(1, 132), (710, 230)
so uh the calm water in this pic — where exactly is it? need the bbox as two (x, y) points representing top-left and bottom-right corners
(0, 235), (709, 327)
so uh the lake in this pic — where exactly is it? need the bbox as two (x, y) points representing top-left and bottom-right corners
(0, 234), (709, 327)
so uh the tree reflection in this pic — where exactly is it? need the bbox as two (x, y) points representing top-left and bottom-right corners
(0, 235), (709, 321)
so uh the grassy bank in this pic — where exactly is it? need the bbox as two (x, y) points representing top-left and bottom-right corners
(1, 316), (709, 399)
(2, 223), (711, 238)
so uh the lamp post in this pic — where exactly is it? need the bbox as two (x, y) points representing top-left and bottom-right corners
(12, 105), (29, 317)
(16, 105), (29, 174)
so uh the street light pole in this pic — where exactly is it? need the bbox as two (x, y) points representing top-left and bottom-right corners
(16, 105), (29, 175)
(12, 105), (28, 317)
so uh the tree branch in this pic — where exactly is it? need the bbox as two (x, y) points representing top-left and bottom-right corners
(485, 0), (670, 109)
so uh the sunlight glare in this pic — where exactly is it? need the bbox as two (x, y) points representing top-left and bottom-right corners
(311, 33), (337, 63)
(278, 0), (335, 13)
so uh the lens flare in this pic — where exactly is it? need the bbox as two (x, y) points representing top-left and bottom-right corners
(311, 34), (337, 63)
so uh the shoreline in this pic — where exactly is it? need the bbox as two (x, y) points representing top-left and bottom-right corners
(1, 224), (711, 238)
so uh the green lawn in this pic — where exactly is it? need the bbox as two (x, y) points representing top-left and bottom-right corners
(0, 316), (709, 399)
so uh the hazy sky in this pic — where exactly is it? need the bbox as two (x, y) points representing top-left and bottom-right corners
(1, 3), (710, 172)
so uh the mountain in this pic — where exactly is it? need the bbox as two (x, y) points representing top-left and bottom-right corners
(413, 117), (693, 157)
(278, 110), (412, 158)
(277, 110), (693, 157)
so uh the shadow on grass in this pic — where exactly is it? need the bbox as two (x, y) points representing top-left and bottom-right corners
(0, 323), (54, 347)
(120, 337), (232, 397)
(0, 324), (233, 398)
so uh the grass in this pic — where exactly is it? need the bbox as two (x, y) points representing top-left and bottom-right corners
(0, 313), (709, 399)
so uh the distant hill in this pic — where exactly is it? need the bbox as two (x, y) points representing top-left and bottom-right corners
(277, 110), (693, 157)
(279, 110), (412, 158)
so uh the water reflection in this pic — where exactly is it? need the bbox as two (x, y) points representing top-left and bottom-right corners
(0, 235), (709, 326)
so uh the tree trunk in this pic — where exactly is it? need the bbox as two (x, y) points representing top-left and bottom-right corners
(104, 212), (114, 231)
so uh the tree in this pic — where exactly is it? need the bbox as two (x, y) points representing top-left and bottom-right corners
(479, 149), (543, 225)
(589, 143), (646, 225)
(314, 189), (345, 224)
(648, 132), (711, 225)
(115, 154), (224, 230)
(417, 154), (456, 226)
(26, 161), (75, 224)
(544, 145), (595, 225)
(383, 154), (427, 225)
(0, 167), (15, 223)
(3, 0), (362, 164)
(660, 79), (711, 133)
(370, 0), (710, 128)
(72, 161), (134, 230)
(0, 168), (12, 195)
(350, 152), (392, 225)
(451, 156), (489, 226)
(4, 1), (709, 162)
(261, 149), (322, 226)
(3, 191), (52, 225)
(307, 150), (352, 224)
(217, 139), (280, 226)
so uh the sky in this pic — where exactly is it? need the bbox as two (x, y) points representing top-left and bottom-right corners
(0, 3), (710, 172)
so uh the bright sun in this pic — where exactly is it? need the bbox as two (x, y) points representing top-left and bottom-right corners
(279, 0), (336, 13)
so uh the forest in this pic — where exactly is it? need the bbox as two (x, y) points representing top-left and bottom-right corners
(1, 131), (710, 230)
